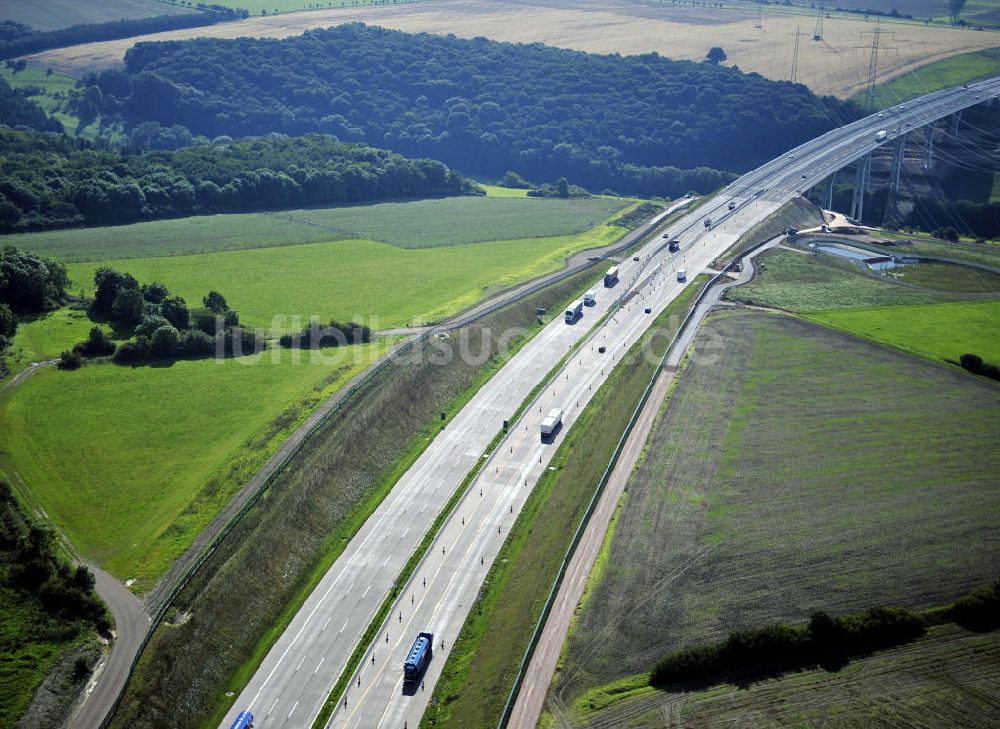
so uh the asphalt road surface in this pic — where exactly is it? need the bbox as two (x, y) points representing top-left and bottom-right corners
(221, 78), (998, 729)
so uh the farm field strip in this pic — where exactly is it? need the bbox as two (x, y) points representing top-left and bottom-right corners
(556, 311), (1000, 707)
(20, 0), (999, 99)
(0, 0), (197, 31)
(9, 195), (630, 262)
(61, 226), (627, 331)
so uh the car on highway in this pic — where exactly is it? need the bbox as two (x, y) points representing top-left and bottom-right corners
(598, 345), (606, 353)
(633, 255), (640, 261)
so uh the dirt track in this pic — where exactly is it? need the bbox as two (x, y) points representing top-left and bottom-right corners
(24, 0), (1000, 98)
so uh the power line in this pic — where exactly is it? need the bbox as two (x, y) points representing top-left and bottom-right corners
(813, 5), (824, 41)
(791, 25), (801, 84)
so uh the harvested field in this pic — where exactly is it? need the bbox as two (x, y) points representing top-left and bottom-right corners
(577, 624), (1000, 728)
(0, 0), (197, 32)
(555, 311), (1000, 704)
(22, 0), (1000, 98)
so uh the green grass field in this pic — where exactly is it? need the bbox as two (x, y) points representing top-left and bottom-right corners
(806, 300), (1000, 365)
(556, 312), (1000, 707)
(2, 307), (103, 378)
(860, 47), (1000, 110)
(0, 340), (390, 586)
(423, 281), (706, 729)
(0, 64), (82, 135)
(729, 248), (995, 312)
(572, 624), (1000, 728)
(11, 196), (629, 262)
(64, 225), (626, 330)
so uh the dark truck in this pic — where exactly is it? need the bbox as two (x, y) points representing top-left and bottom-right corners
(404, 631), (434, 683)
(667, 239), (680, 252)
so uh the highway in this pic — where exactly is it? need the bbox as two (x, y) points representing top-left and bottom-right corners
(221, 78), (998, 729)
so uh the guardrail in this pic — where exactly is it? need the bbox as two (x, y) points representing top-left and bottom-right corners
(496, 236), (773, 728)
(95, 204), (679, 729)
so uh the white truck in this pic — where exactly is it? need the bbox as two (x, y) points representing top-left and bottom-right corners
(875, 129), (887, 141)
(676, 269), (687, 282)
(583, 290), (596, 306)
(540, 408), (563, 440)
(565, 299), (583, 323)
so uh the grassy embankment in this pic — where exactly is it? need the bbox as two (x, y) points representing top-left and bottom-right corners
(729, 247), (999, 311)
(859, 47), (1000, 110)
(421, 278), (707, 729)
(555, 312), (1000, 718)
(108, 263), (613, 729)
(0, 588), (95, 729)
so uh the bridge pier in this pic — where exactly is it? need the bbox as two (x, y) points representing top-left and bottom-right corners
(922, 122), (936, 170)
(891, 136), (905, 192)
(950, 109), (962, 136)
(850, 152), (871, 222)
(825, 171), (836, 209)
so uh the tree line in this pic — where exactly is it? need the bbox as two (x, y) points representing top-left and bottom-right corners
(0, 8), (246, 60)
(0, 128), (478, 232)
(0, 480), (109, 634)
(79, 24), (859, 197)
(650, 580), (1000, 688)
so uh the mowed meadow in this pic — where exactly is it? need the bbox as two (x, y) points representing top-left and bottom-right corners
(0, 193), (638, 587)
(0, 340), (392, 587)
(14, 195), (632, 330)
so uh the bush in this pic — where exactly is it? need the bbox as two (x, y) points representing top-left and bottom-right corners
(650, 606), (925, 688)
(149, 324), (179, 357)
(0, 302), (15, 337)
(112, 340), (145, 363)
(56, 350), (82, 370)
(959, 352), (1000, 382)
(72, 326), (115, 357)
(947, 580), (1000, 632)
(278, 319), (372, 348)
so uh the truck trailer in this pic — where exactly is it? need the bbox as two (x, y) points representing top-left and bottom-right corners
(404, 632), (434, 682)
(229, 710), (254, 729)
(565, 299), (583, 323)
(875, 129), (887, 141)
(541, 408), (563, 440)
(603, 266), (619, 287)
(583, 290), (597, 306)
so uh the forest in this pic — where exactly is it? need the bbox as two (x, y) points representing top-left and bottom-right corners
(0, 7), (245, 60)
(79, 24), (860, 196)
(0, 129), (477, 231)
